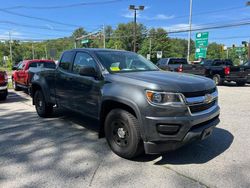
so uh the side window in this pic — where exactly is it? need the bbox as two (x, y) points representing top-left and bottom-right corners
(59, 51), (74, 71)
(17, 62), (24, 70)
(29, 62), (37, 68)
(213, 61), (222, 66)
(72, 52), (96, 74)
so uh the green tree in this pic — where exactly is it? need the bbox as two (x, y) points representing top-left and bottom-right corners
(138, 28), (171, 63)
(107, 22), (146, 51)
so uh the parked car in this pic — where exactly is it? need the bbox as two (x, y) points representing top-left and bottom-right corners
(156, 58), (205, 76)
(31, 48), (220, 159)
(0, 71), (8, 100)
(242, 61), (250, 83)
(157, 58), (248, 86)
(12, 60), (56, 92)
(199, 59), (248, 86)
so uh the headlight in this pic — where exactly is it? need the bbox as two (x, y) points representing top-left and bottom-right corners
(146, 90), (185, 106)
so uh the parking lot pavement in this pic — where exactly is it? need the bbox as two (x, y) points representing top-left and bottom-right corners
(0, 86), (249, 188)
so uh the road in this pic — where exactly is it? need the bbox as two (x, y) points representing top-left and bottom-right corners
(0, 85), (250, 188)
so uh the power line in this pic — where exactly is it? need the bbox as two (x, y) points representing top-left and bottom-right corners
(0, 26), (67, 37)
(3, 0), (125, 10)
(0, 20), (73, 32)
(0, 9), (81, 28)
(173, 6), (245, 20)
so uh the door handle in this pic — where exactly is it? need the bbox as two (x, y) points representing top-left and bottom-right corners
(66, 77), (73, 81)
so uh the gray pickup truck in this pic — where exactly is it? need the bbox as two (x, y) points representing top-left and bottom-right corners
(31, 48), (220, 159)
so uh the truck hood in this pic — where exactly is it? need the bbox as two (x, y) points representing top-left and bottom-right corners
(116, 71), (215, 92)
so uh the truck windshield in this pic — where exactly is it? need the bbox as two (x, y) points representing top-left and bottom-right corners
(95, 51), (159, 73)
(169, 59), (188, 64)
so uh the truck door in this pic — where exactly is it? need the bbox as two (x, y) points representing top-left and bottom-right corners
(70, 51), (101, 117)
(16, 62), (26, 85)
(55, 51), (75, 109)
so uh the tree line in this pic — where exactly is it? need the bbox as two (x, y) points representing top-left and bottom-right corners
(0, 22), (246, 69)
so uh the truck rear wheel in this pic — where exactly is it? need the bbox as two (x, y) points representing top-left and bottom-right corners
(213, 74), (223, 85)
(104, 109), (143, 159)
(236, 81), (246, 86)
(34, 90), (53, 118)
(0, 90), (7, 101)
(12, 80), (20, 91)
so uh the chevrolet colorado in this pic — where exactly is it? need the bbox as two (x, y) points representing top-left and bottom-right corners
(31, 49), (220, 159)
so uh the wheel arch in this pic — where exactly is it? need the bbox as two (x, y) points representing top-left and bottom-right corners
(99, 98), (144, 139)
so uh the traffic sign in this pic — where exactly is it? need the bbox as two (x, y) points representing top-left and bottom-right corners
(146, 54), (151, 60)
(196, 32), (209, 39)
(81, 39), (89, 44)
(195, 40), (208, 48)
(195, 47), (207, 59)
(236, 47), (246, 53)
(156, 51), (162, 59)
(195, 32), (209, 48)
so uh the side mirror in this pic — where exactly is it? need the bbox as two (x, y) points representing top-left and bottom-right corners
(12, 66), (17, 70)
(79, 66), (98, 78)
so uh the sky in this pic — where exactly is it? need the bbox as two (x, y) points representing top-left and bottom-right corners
(0, 0), (250, 47)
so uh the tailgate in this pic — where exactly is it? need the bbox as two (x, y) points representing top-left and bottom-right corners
(229, 66), (247, 77)
(182, 64), (205, 75)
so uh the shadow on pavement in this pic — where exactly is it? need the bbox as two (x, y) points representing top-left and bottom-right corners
(222, 82), (250, 87)
(134, 127), (234, 165)
(0, 91), (29, 104)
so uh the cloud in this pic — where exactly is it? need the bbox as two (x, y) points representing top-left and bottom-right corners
(148, 14), (175, 20)
(122, 12), (174, 21)
(163, 23), (197, 32)
(0, 30), (22, 40)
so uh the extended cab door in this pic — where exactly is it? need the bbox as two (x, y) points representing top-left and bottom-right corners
(70, 51), (101, 117)
(15, 62), (26, 85)
(55, 51), (75, 108)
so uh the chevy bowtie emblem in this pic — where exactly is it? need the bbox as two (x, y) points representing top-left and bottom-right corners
(204, 94), (213, 104)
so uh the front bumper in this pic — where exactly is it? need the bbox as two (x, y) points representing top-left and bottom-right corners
(142, 105), (220, 154)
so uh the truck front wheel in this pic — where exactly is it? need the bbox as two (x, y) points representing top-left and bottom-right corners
(34, 90), (53, 118)
(104, 109), (143, 159)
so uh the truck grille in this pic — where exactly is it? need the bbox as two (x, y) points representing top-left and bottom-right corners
(182, 87), (216, 98)
(189, 100), (217, 114)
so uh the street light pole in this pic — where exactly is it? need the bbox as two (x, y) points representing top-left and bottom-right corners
(187, 0), (193, 62)
(129, 5), (144, 52)
(103, 24), (106, 48)
(134, 9), (137, 52)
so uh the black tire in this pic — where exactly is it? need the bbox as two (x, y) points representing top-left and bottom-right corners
(104, 109), (143, 159)
(212, 74), (223, 86)
(12, 80), (20, 91)
(236, 81), (246, 86)
(34, 90), (53, 118)
(0, 93), (7, 101)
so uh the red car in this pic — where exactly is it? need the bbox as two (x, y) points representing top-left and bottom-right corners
(12, 60), (56, 91)
(0, 71), (8, 100)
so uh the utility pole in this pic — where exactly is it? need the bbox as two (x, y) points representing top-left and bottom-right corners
(45, 45), (48, 59)
(149, 37), (152, 54)
(74, 40), (77, 49)
(248, 40), (250, 61)
(187, 0), (193, 62)
(32, 43), (35, 59)
(9, 31), (13, 64)
(129, 5), (144, 52)
(103, 24), (106, 48)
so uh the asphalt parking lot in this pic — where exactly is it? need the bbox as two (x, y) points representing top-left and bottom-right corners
(0, 85), (250, 188)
